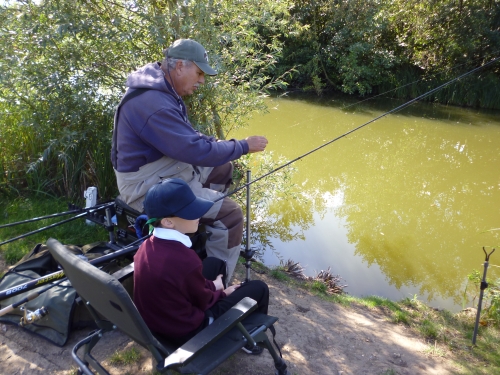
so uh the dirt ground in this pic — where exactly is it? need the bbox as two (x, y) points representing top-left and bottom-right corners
(0, 263), (461, 375)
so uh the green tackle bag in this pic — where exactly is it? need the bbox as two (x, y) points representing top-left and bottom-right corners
(0, 241), (122, 346)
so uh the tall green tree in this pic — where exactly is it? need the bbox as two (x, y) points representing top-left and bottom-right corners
(281, 0), (500, 106)
(282, 0), (399, 95)
(386, 0), (500, 107)
(0, 0), (294, 200)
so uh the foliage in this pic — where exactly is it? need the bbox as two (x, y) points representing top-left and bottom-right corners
(1, 0), (499, 203)
(1, 0), (499, 201)
(269, 267), (291, 282)
(0, 0), (294, 200)
(392, 310), (410, 325)
(178, 0), (295, 138)
(464, 268), (500, 326)
(423, 340), (446, 357)
(282, 0), (399, 96)
(384, 0), (500, 107)
(487, 280), (500, 324)
(387, 0), (499, 72)
(281, 0), (500, 107)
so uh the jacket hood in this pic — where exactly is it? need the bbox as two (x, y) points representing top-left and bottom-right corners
(126, 62), (169, 92)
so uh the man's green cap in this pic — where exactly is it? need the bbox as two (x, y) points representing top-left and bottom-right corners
(165, 39), (217, 76)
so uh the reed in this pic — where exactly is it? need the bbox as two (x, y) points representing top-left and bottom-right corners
(0, 89), (118, 201)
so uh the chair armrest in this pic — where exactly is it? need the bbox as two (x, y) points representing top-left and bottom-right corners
(163, 297), (257, 369)
(111, 262), (134, 281)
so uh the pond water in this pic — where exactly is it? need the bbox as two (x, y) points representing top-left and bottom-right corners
(231, 93), (500, 312)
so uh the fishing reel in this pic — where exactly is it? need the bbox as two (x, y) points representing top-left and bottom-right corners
(19, 306), (48, 327)
(241, 246), (257, 261)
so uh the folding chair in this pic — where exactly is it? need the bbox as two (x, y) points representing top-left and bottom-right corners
(46, 238), (289, 375)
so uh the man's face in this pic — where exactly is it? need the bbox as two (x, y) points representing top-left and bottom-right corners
(174, 62), (205, 97)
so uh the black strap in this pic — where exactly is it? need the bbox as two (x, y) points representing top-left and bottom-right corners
(268, 325), (283, 358)
(111, 88), (150, 169)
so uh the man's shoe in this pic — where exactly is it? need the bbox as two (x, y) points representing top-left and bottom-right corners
(241, 343), (264, 355)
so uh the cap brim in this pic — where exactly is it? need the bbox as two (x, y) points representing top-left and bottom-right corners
(174, 197), (214, 220)
(193, 61), (217, 76)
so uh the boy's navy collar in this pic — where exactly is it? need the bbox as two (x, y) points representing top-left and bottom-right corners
(153, 227), (192, 248)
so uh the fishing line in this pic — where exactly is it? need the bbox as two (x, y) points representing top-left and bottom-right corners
(216, 55), (500, 202)
(341, 50), (500, 110)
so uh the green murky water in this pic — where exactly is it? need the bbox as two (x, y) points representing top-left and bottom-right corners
(231, 94), (500, 311)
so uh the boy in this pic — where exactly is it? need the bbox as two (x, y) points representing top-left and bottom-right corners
(133, 178), (269, 353)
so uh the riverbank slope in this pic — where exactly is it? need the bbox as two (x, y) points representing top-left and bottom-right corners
(3, 259), (496, 375)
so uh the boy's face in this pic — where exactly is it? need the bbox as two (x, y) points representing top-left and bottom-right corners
(162, 216), (199, 234)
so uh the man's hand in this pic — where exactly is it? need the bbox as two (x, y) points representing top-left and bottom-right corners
(213, 274), (224, 291)
(245, 136), (268, 153)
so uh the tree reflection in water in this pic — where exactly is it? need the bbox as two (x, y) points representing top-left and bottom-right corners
(233, 96), (500, 310)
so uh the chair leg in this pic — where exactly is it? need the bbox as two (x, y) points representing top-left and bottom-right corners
(252, 331), (290, 375)
(72, 330), (111, 375)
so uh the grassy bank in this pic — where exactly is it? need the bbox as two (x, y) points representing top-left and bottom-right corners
(268, 264), (500, 374)
(0, 195), (109, 274)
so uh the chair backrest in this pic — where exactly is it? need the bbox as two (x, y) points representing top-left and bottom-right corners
(46, 238), (165, 352)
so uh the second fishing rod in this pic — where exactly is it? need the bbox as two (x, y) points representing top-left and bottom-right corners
(0, 235), (147, 303)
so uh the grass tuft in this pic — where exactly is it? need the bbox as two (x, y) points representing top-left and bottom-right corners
(379, 369), (397, 375)
(419, 319), (439, 339)
(310, 280), (328, 293)
(423, 340), (446, 357)
(270, 268), (291, 282)
(392, 310), (411, 325)
(109, 347), (141, 366)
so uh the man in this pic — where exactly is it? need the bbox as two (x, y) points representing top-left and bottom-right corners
(111, 38), (268, 282)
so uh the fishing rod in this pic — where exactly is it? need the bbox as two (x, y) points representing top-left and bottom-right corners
(0, 278), (66, 319)
(0, 202), (112, 229)
(0, 235), (148, 302)
(215, 56), (500, 202)
(0, 202), (114, 247)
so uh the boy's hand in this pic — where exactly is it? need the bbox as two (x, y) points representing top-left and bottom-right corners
(213, 274), (224, 291)
(223, 284), (240, 296)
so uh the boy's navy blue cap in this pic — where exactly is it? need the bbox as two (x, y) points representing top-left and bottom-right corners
(143, 178), (214, 220)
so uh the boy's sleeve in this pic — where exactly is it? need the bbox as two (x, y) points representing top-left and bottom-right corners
(185, 265), (225, 310)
